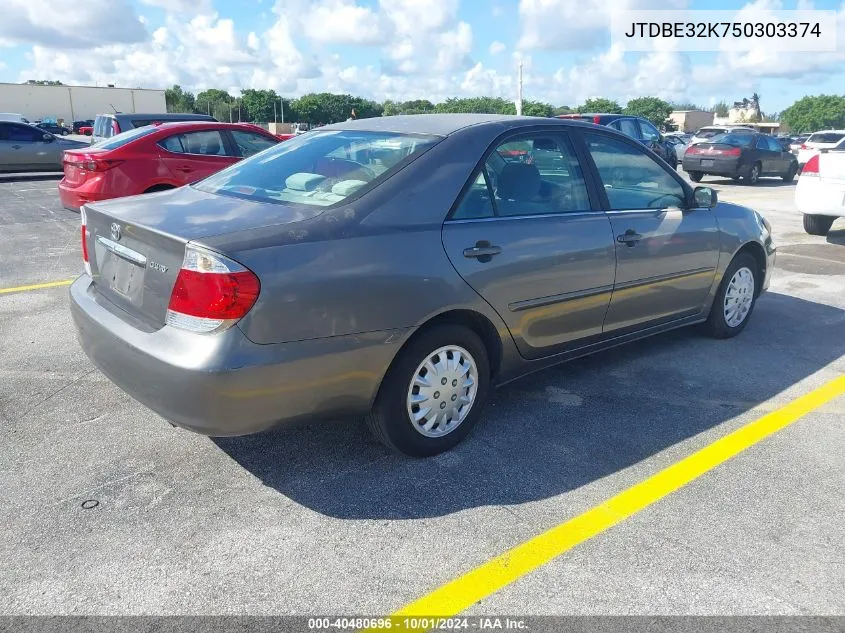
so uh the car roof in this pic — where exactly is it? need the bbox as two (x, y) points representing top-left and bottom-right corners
(318, 113), (592, 137)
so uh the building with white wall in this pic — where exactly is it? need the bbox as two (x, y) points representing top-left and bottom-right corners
(0, 83), (166, 123)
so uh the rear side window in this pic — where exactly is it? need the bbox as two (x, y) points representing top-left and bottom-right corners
(6, 124), (42, 142)
(807, 132), (845, 144)
(617, 119), (639, 140)
(160, 130), (228, 156)
(230, 130), (278, 158)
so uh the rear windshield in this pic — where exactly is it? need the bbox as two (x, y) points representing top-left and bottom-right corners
(708, 133), (755, 147)
(93, 125), (160, 150)
(807, 132), (845, 144)
(695, 128), (727, 138)
(196, 130), (440, 207)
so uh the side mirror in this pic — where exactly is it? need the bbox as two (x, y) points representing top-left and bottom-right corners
(42, 133), (54, 142)
(693, 186), (718, 208)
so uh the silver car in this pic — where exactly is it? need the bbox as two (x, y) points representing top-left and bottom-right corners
(70, 114), (775, 457)
(0, 121), (87, 172)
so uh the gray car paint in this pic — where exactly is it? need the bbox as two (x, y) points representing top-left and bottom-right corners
(0, 122), (87, 172)
(71, 114), (775, 437)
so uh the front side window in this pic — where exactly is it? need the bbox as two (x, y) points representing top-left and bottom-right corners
(452, 134), (590, 219)
(584, 132), (685, 211)
(196, 130), (440, 207)
(639, 120), (660, 142)
(231, 130), (278, 158)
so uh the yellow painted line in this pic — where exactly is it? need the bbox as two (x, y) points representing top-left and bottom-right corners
(372, 374), (845, 631)
(0, 279), (75, 295)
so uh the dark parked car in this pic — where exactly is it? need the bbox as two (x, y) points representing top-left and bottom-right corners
(0, 121), (87, 172)
(92, 112), (217, 145)
(37, 122), (70, 136)
(73, 120), (95, 134)
(683, 131), (798, 184)
(556, 113), (677, 166)
(70, 114), (775, 457)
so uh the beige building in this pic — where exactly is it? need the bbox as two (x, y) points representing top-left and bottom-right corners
(669, 110), (715, 133)
(0, 83), (166, 123)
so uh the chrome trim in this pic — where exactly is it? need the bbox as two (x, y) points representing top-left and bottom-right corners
(509, 285), (614, 312)
(613, 267), (714, 291)
(96, 236), (147, 267)
(445, 210), (607, 224)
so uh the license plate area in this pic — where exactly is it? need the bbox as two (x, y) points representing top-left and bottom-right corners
(96, 237), (147, 302)
(701, 159), (715, 167)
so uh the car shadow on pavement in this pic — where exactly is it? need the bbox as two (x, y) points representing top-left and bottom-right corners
(214, 292), (845, 520)
(702, 178), (796, 188)
(827, 228), (845, 246)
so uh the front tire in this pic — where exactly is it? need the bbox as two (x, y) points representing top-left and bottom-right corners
(689, 171), (703, 182)
(366, 324), (490, 457)
(703, 253), (758, 339)
(783, 163), (797, 182)
(803, 214), (834, 236)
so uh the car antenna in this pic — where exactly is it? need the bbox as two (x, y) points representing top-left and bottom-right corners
(110, 104), (118, 113)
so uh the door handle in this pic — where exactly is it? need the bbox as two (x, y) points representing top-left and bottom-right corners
(12, 144), (22, 150)
(176, 165), (194, 172)
(463, 241), (502, 261)
(616, 230), (643, 246)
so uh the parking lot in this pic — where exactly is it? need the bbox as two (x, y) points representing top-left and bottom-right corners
(1, 171), (843, 619)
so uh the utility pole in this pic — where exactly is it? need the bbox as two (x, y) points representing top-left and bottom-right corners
(516, 62), (524, 116)
(274, 100), (277, 123)
(280, 97), (285, 123)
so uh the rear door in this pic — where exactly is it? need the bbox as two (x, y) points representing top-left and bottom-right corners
(765, 135), (791, 173)
(754, 135), (777, 173)
(441, 130), (616, 360)
(158, 129), (239, 184)
(581, 130), (720, 332)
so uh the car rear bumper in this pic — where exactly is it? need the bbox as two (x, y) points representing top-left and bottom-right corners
(69, 275), (410, 436)
(58, 179), (110, 212)
(683, 156), (743, 176)
(795, 178), (845, 218)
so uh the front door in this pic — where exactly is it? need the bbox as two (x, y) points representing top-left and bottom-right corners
(442, 131), (616, 359)
(580, 131), (720, 333)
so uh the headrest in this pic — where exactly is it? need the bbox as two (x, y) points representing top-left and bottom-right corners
(285, 172), (326, 191)
(533, 138), (557, 152)
(497, 163), (541, 201)
(331, 180), (368, 196)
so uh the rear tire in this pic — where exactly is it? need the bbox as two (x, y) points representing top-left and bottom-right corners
(703, 252), (759, 339)
(366, 324), (490, 457)
(731, 176), (741, 182)
(689, 171), (703, 182)
(783, 163), (797, 182)
(803, 214), (834, 236)
(745, 162), (761, 185)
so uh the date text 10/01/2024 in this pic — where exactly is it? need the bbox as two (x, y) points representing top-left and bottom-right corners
(307, 617), (528, 630)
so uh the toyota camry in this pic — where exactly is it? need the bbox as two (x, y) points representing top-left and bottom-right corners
(70, 114), (775, 457)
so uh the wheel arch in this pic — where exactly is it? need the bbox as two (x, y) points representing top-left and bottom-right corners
(734, 240), (767, 296)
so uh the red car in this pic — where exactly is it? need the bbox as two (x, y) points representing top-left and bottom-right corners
(58, 121), (280, 211)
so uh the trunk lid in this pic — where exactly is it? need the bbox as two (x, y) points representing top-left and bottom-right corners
(819, 152), (845, 183)
(83, 185), (326, 329)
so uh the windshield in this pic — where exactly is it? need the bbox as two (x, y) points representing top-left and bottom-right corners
(807, 132), (845, 144)
(708, 133), (755, 147)
(93, 125), (160, 150)
(696, 128), (727, 139)
(196, 130), (440, 207)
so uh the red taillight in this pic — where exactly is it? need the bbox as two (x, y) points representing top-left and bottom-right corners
(686, 145), (702, 155)
(65, 154), (122, 172)
(720, 147), (741, 156)
(593, 116), (601, 124)
(800, 144), (808, 150)
(166, 246), (260, 333)
(802, 154), (820, 176)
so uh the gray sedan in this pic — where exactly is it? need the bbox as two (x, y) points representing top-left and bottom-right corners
(70, 114), (775, 457)
(0, 121), (87, 172)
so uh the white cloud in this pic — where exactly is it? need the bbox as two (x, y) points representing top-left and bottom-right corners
(489, 40), (506, 55)
(299, 0), (384, 44)
(139, 0), (214, 13)
(0, 0), (147, 48)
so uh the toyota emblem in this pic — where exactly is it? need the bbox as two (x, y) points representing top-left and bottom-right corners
(110, 222), (122, 241)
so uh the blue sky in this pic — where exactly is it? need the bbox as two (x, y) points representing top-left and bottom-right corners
(1, 0), (843, 112)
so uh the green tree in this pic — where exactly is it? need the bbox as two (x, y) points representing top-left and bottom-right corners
(578, 98), (622, 114)
(669, 101), (704, 111)
(240, 89), (279, 122)
(383, 99), (436, 116)
(781, 94), (845, 133)
(710, 101), (729, 117)
(435, 97), (516, 114)
(164, 85), (196, 114)
(196, 88), (232, 116)
(623, 96), (673, 127)
(290, 93), (382, 124)
(521, 100), (554, 117)
(552, 105), (574, 116)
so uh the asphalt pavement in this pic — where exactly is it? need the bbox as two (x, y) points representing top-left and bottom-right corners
(0, 172), (843, 618)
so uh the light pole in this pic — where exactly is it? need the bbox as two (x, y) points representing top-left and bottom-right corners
(516, 62), (523, 116)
